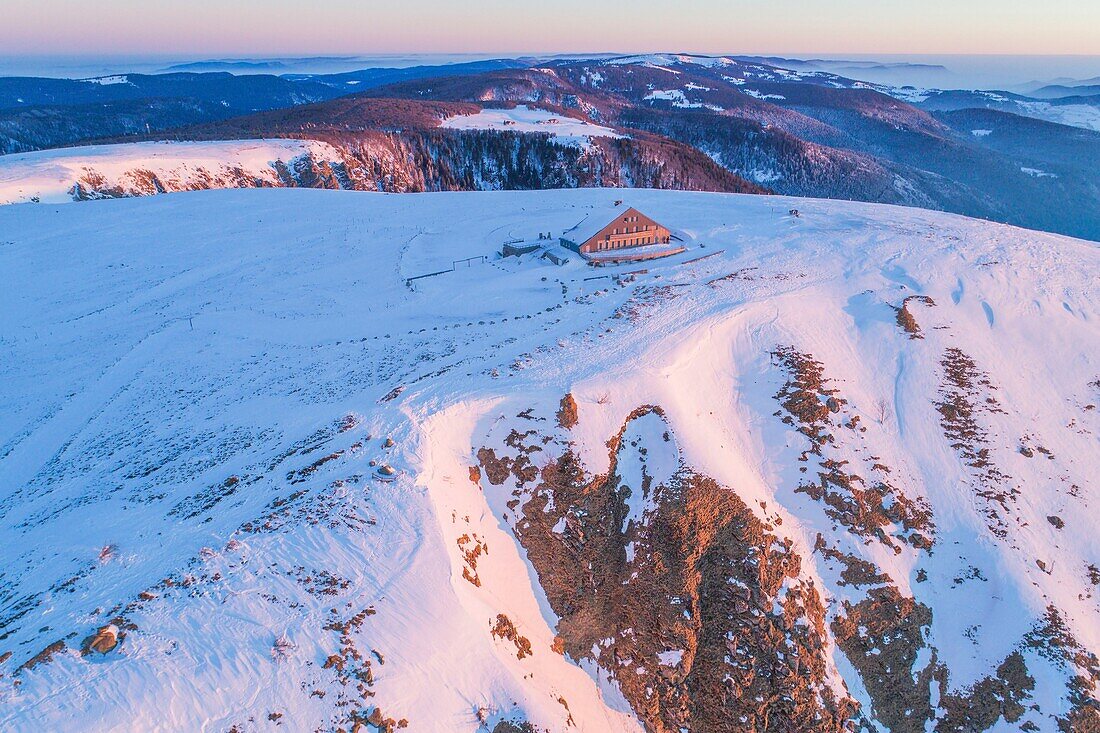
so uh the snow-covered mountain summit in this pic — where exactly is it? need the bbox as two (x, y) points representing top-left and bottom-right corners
(0, 188), (1097, 732)
(0, 139), (347, 205)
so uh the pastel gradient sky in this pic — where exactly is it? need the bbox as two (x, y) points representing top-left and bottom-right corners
(5, 0), (1098, 56)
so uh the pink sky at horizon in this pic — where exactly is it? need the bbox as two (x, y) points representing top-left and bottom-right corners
(5, 0), (1099, 57)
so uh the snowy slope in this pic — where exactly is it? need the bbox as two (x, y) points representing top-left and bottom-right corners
(440, 105), (625, 147)
(1012, 100), (1100, 132)
(0, 188), (1097, 732)
(898, 89), (1100, 133)
(600, 53), (1100, 135)
(0, 140), (345, 204)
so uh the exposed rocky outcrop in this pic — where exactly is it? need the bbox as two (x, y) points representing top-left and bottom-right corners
(936, 347), (1014, 537)
(490, 614), (533, 660)
(771, 346), (934, 550)
(480, 404), (858, 732)
(894, 295), (937, 339)
(556, 393), (579, 430)
(81, 624), (120, 655)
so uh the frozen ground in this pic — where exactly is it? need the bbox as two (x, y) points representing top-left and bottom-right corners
(0, 187), (1097, 731)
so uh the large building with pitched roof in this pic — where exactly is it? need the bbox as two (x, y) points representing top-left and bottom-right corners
(560, 207), (683, 262)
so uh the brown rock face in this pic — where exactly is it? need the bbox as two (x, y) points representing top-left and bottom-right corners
(490, 614), (533, 660)
(895, 295), (936, 339)
(19, 640), (66, 671)
(475, 384), (1089, 732)
(832, 587), (937, 732)
(457, 534), (488, 587)
(832, 587), (1049, 733)
(82, 625), (120, 655)
(771, 346), (935, 551)
(480, 405), (857, 732)
(935, 347), (1014, 538)
(556, 393), (579, 430)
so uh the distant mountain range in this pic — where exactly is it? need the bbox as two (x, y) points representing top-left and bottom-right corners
(1, 53), (1098, 240)
(1028, 84), (1100, 100)
(1017, 75), (1100, 96)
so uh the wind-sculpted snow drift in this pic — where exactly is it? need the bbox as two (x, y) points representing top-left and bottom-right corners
(0, 188), (1097, 732)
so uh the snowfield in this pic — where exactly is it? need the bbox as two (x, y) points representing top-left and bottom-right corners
(0, 139), (345, 205)
(1017, 101), (1100, 132)
(0, 187), (1098, 732)
(440, 105), (625, 147)
(642, 89), (724, 111)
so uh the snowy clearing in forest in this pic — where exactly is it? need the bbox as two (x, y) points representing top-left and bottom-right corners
(440, 104), (625, 147)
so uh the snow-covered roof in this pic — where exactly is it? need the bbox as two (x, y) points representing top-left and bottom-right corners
(559, 205), (656, 246)
(560, 209), (612, 245)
